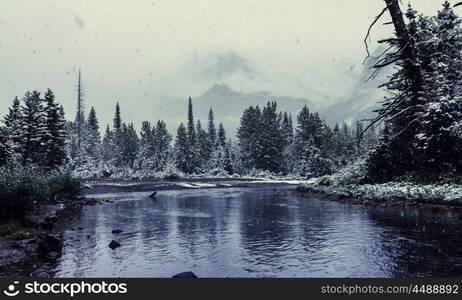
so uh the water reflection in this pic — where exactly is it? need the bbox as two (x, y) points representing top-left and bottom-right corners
(35, 187), (462, 277)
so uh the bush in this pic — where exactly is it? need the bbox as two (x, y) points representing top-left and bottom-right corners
(0, 166), (81, 219)
(47, 171), (82, 200)
(0, 166), (50, 218)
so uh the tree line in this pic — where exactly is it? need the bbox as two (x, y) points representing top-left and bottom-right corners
(1, 87), (377, 178)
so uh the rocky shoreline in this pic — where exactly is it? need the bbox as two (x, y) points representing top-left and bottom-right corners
(0, 196), (105, 277)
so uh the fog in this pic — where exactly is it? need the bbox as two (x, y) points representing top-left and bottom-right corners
(0, 0), (447, 130)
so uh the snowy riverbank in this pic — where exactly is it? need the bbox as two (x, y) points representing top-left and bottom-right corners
(297, 181), (462, 207)
(83, 177), (312, 195)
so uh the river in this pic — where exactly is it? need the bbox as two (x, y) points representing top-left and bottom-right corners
(38, 186), (462, 277)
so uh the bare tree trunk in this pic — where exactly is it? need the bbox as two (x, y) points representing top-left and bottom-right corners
(384, 0), (424, 89)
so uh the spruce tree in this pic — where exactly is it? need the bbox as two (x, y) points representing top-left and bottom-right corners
(85, 106), (101, 162)
(175, 123), (193, 173)
(217, 123), (227, 148)
(152, 120), (172, 171)
(0, 126), (13, 166)
(3, 96), (22, 151)
(207, 108), (217, 146)
(43, 89), (67, 169)
(187, 97), (196, 145)
(19, 91), (47, 165)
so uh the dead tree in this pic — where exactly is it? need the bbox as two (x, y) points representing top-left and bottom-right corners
(360, 0), (425, 138)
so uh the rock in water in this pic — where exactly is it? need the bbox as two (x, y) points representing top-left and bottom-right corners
(172, 271), (197, 278)
(111, 229), (123, 234)
(108, 240), (121, 250)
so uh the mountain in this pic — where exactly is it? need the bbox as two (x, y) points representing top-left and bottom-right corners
(177, 50), (359, 108)
(323, 47), (392, 125)
(193, 83), (314, 137)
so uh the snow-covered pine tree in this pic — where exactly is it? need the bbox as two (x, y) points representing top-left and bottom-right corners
(174, 123), (194, 173)
(0, 126), (13, 166)
(196, 120), (211, 172)
(3, 96), (22, 152)
(187, 97), (196, 145)
(19, 91), (47, 165)
(207, 108), (217, 147)
(152, 120), (172, 171)
(119, 123), (139, 169)
(85, 106), (101, 163)
(112, 102), (123, 167)
(237, 105), (262, 171)
(101, 125), (114, 164)
(217, 123), (227, 149)
(43, 89), (67, 169)
(258, 102), (284, 173)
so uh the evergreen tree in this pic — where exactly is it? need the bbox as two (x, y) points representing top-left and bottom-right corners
(85, 106), (101, 162)
(119, 123), (139, 168)
(19, 91), (47, 165)
(237, 105), (262, 170)
(113, 102), (122, 131)
(101, 125), (114, 164)
(174, 123), (194, 173)
(152, 120), (172, 171)
(187, 97), (196, 145)
(207, 108), (217, 146)
(3, 97), (22, 151)
(217, 122), (227, 148)
(0, 127), (13, 166)
(196, 120), (210, 172)
(43, 89), (67, 169)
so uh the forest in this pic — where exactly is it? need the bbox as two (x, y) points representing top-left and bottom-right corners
(1, 0), (462, 216)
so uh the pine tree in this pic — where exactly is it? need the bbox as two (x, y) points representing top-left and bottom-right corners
(3, 96), (22, 151)
(207, 108), (217, 146)
(237, 105), (262, 170)
(217, 122), (227, 148)
(112, 102), (123, 167)
(43, 89), (67, 169)
(119, 123), (139, 169)
(174, 123), (194, 173)
(187, 97), (196, 145)
(113, 102), (122, 131)
(196, 120), (211, 172)
(19, 91), (47, 165)
(0, 126), (13, 166)
(101, 125), (114, 164)
(152, 120), (172, 171)
(85, 106), (101, 162)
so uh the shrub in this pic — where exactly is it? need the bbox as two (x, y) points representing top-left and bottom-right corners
(0, 165), (50, 218)
(0, 166), (81, 219)
(47, 171), (82, 200)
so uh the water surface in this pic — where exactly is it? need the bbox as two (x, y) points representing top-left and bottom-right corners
(46, 186), (462, 277)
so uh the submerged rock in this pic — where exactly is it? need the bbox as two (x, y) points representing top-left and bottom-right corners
(108, 240), (121, 250)
(172, 271), (197, 278)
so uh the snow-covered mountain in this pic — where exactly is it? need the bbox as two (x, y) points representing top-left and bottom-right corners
(175, 50), (360, 107)
(323, 48), (392, 125)
(193, 83), (315, 136)
(156, 49), (390, 135)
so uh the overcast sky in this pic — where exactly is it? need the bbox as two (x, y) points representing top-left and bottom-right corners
(0, 0), (450, 129)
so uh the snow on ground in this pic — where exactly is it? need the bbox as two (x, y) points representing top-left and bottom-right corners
(298, 182), (462, 204)
(250, 179), (316, 185)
